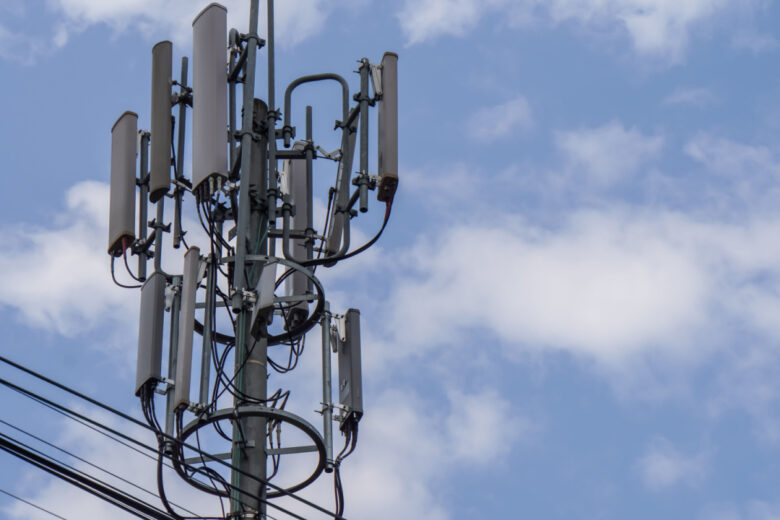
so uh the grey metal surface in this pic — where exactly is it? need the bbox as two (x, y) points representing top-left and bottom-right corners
(338, 308), (363, 417)
(305, 106), (314, 272)
(325, 119), (357, 255)
(199, 254), (215, 405)
(149, 40), (172, 202)
(153, 192), (164, 273)
(377, 52), (398, 202)
(135, 271), (166, 395)
(137, 132), (149, 280)
(192, 3), (228, 193)
(165, 275), (181, 435)
(285, 141), (310, 325)
(173, 56), (189, 249)
(229, 1), (266, 515)
(321, 303), (334, 470)
(108, 111), (137, 255)
(358, 59), (369, 212)
(282, 73), (349, 147)
(174, 247), (200, 409)
(179, 404), (326, 499)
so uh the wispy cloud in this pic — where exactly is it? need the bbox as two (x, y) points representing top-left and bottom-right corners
(398, 0), (761, 62)
(663, 87), (717, 108)
(556, 121), (663, 186)
(732, 31), (779, 53)
(467, 96), (533, 141)
(0, 0), (340, 63)
(0, 182), (134, 337)
(637, 437), (708, 490)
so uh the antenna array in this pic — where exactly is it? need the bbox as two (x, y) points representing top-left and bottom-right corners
(107, 1), (397, 517)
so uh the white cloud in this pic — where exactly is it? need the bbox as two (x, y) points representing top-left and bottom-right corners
(444, 387), (528, 462)
(637, 437), (707, 490)
(662, 86), (717, 107)
(0, 181), (136, 337)
(732, 32), (779, 53)
(468, 96), (533, 141)
(3, 385), (527, 520)
(556, 121), (663, 185)
(0, 22), (49, 64)
(685, 135), (779, 178)
(312, 386), (525, 519)
(1, 0), (340, 61)
(702, 500), (780, 520)
(397, 0), (505, 45)
(398, 0), (758, 61)
(383, 207), (780, 366)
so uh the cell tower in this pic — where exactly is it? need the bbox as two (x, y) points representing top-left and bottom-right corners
(107, 1), (397, 518)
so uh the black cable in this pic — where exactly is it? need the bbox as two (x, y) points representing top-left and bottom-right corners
(0, 432), (174, 520)
(156, 444), (185, 520)
(1, 378), (160, 458)
(332, 430), (350, 518)
(0, 430), (157, 512)
(0, 381), (314, 520)
(123, 249), (144, 282)
(140, 385), (227, 517)
(0, 418), (198, 517)
(195, 428), (227, 517)
(111, 256), (142, 289)
(0, 358), (347, 518)
(304, 201), (391, 268)
(0, 487), (71, 520)
(333, 422), (358, 518)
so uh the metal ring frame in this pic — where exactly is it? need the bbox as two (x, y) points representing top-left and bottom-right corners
(179, 405), (326, 498)
(230, 254), (326, 346)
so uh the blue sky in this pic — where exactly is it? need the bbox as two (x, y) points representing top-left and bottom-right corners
(2, 0), (780, 519)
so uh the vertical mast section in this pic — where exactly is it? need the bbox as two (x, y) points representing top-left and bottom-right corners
(231, 0), (267, 517)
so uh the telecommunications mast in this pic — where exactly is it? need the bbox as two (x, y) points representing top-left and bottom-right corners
(107, 1), (398, 518)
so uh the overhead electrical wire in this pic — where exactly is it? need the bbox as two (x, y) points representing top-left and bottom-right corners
(0, 358), (347, 519)
(2, 379), (308, 520)
(0, 432), (178, 520)
(0, 487), (71, 520)
(0, 418), (199, 517)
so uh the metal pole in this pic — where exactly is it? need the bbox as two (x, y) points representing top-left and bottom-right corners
(173, 57), (188, 249)
(358, 59), (369, 213)
(138, 132), (150, 281)
(232, 0), (260, 305)
(305, 106), (314, 291)
(165, 275), (181, 435)
(265, 0), (277, 257)
(231, 0), (267, 517)
(153, 197), (164, 273)
(321, 302), (334, 471)
(198, 254), (215, 406)
(228, 31), (238, 172)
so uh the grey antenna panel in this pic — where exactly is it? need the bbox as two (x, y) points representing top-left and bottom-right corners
(108, 111), (138, 255)
(326, 122), (358, 255)
(150, 41), (173, 202)
(135, 271), (166, 395)
(377, 52), (398, 203)
(287, 142), (309, 325)
(192, 3), (228, 193)
(338, 309), (363, 420)
(250, 261), (278, 338)
(174, 247), (201, 409)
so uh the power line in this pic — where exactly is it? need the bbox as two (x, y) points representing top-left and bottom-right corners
(0, 357), (346, 519)
(0, 373), (338, 520)
(0, 432), (176, 520)
(0, 418), (199, 517)
(0, 487), (71, 520)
